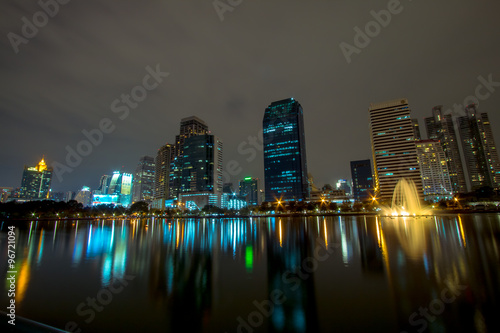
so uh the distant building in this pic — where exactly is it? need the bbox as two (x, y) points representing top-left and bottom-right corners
(95, 175), (112, 195)
(65, 191), (75, 202)
(424, 106), (466, 193)
(457, 104), (500, 191)
(411, 119), (421, 140)
(263, 98), (309, 202)
(171, 116), (210, 199)
(239, 177), (259, 206)
(49, 191), (66, 202)
(93, 171), (133, 207)
(350, 160), (373, 201)
(19, 158), (53, 201)
(415, 140), (453, 202)
(0, 187), (13, 203)
(180, 134), (223, 205)
(336, 179), (352, 196)
(369, 99), (423, 201)
(74, 186), (92, 207)
(223, 183), (234, 194)
(174, 116), (209, 158)
(152, 144), (174, 210)
(132, 156), (155, 203)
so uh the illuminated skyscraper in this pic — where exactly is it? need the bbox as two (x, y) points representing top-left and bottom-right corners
(19, 158), (53, 200)
(74, 186), (92, 207)
(424, 106), (466, 193)
(415, 140), (453, 201)
(181, 134), (223, 194)
(369, 98), (423, 201)
(132, 156), (155, 203)
(153, 143), (174, 209)
(457, 104), (500, 190)
(239, 177), (259, 206)
(106, 171), (133, 206)
(174, 116), (209, 157)
(350, 160), (373, 201)
(263, 98), (309, 202)
(171, 116), (210, 198)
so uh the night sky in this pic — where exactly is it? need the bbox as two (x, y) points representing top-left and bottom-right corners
(1, 0), (500, 192)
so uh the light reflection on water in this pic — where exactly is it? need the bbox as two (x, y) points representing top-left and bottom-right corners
(0, 215), (499, 333)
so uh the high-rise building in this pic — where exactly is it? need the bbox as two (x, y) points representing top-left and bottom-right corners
(153, 144), (174, 209)
(132, 156), (155, 203)
(369, 98), (423, 201)
(178, 134), (223, 209)
(74, 186), (92, 207)
(0, 187), (13, 203)
(336, 179), (352, 196)
(415, 140), (453, 202)
(411, 119), (421, 140)
(19, 158), (53, 200)
(171, 116), (210, 199)
(424, 106), (466, 193)
(263, 98), (309, 202)
(350, 160), (373, 201)
(239, 177), (259, 206)
(181, 134), (223, 195)
(49, 191), (66, 202)
(457, 104), (500, 190)
(174, 116), (209, 157)
(92, 171), (133, 207)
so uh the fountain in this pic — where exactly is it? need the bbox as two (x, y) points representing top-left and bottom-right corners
(381, 178), (431, 216)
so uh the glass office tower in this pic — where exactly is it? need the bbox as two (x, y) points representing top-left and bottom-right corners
(263, 98), (309, 202)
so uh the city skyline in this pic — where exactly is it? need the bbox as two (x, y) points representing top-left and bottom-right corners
(2, 1), (500, 193)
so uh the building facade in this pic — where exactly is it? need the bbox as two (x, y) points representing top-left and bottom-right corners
(263, 98), (309, 202)
(424, 105), (466, 193)
(180, 134), (223, 195)
(369, 99), (423, 201)
(457, 104), (500, 190)
(415, 140), (453, 202)
(19, 158), (53, 200)
(132, 156), (155, 203)
(239, 177), (259, 206)
(350, 160), (374, 201)
(153, 144), (174, 209)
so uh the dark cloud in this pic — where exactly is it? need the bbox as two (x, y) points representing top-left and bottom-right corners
(1, 0), (500, 191)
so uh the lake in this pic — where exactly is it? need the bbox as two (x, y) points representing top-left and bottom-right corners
(1, 215), (499, 332)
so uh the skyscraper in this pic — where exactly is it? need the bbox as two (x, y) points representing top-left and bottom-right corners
(415, 140), (453, 202)
(424, 106), (466, 193)
(171, 116), (210, 198)
(153, 143), (173, 209)
(263, 98), (309, 202)
(239, 177), (260, 206)
(350, 159), (373, 201)
(174, 116), (209, 157)
(457, 104), (500, 190)
(19, 158), (53, 200)
(132, 156), (155, 203)
(181, 134), (223, 194)
(369, 98), (423, 201)
(411, 119), (421, 140)
(74, 186), (92, 207)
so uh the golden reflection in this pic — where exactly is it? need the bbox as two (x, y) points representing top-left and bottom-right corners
(16, 260), (30, 304)
(384, 217), (429, 259)
(176, 221), (180, 249)
(458, 216), (466, 247)
(279, 219), (283, 247)
(323, 219), (328, 248)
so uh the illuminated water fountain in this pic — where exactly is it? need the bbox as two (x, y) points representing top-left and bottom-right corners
(382, 178), (431, 216)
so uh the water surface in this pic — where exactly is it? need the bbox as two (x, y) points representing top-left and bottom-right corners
(1, 215), (499, 332)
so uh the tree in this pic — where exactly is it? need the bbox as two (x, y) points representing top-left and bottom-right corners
(128, 201), (149, 214)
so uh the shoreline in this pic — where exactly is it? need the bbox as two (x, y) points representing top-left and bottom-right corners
(1, 209), (499, 222)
